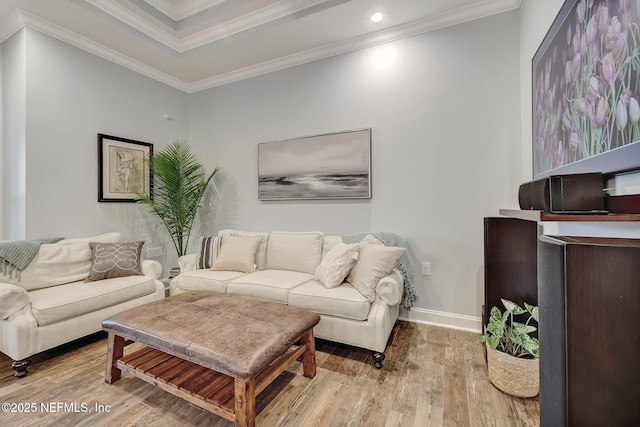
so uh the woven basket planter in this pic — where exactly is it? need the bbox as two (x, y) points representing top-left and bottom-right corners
(486, 343), (539, 398)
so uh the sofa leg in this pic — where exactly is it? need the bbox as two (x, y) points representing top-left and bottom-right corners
(12, 358), (31, 378)
(372, 352), (385, 369)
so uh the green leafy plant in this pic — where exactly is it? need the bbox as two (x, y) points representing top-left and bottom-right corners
(479, 299), (539, 359)
(136, 141), (218, 258)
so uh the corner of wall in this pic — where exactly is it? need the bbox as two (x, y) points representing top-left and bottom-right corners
(1, 29), (26, 240)
(0, 41), (4, 240)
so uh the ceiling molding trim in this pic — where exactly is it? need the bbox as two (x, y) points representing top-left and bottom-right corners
(86, 0), (181, 50)
(5, 0), (521, 95)
(186, 0), (521, 92)
(88, 0), (331, 53)
(17, 10), (190, 92)
(178, 0), (331, 52)
(143, 0), (227, 21)
(0, 9), (24, 43)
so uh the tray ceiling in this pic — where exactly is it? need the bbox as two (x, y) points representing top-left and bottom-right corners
(0, 0), (521, 93)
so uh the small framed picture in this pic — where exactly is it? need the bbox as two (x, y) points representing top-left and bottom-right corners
(97, 134), (153, 202)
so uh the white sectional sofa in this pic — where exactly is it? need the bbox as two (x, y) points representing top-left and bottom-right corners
(0, 233), (165, 377)
(170, 230), (411, 368)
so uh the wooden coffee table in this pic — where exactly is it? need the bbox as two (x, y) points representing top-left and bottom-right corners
(102, 291), (320, 426)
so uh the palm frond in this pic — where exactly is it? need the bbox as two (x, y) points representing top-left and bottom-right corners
(135, 141), (218, 257)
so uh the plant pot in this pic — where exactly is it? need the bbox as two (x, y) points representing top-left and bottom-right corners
(486, 343), (539, 398)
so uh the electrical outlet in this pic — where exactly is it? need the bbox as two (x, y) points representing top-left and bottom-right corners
(146, 247), (163, 258)
(421, 262), (431, 276)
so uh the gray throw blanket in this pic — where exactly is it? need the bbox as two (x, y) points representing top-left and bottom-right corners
(0, 238), (63, 280)
(342, 232), (418, 309)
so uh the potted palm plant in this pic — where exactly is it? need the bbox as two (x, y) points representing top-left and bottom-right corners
(136, 141), (218, 275)
(478, 298), (539, 398)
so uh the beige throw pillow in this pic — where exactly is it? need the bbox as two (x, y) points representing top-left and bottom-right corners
(212, 235), (262, 273)
(265, 231), (324, 274)
(346, 234), (405, 302)
(219, 230), (269, 270)
(85, 241), (144, 282)
(315, 243), (360, 288)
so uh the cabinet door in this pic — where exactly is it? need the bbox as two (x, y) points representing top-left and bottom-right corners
(539, 236), (640, 427)
(564, 243), (640, 426)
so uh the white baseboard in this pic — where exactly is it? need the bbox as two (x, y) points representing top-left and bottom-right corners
(399, 307), (482, 333)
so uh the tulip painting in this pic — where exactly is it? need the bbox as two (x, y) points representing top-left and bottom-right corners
(533, 0), (640, 177)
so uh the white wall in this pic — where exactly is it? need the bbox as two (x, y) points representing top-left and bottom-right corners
(0, 41), (4, 239)
(6, 29), (189, 245)
(188, 11), (522, 329)
(2, 30), (26, 240)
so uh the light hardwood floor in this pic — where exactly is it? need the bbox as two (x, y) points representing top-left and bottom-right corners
(0, 321), (539, 426)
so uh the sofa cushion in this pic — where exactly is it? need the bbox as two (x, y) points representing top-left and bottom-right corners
(171, 269), (246, 293)
(85, 241), (144, 282)
(265, 231), (323, 274)
(29, 275), (157, 326)
(8, 232), (122, 291)
(197, 236), (222, 269)
(346, 234), (405, 302)
(219, 230), (269, 270)
(288, 280), (371, 321)
(322, 236), (344, 257)
(212, 235), (262, 273)
(314, 242), (359, 288)
(227, 270), (314, 304)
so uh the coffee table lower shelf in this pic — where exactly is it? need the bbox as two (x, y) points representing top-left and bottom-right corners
(112, 341), (311, 424)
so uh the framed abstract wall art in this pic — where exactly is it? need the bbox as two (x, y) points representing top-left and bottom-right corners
(98, 134), (153, 202)
(258, 128), (371, 200)
(532, 0), (640, 180)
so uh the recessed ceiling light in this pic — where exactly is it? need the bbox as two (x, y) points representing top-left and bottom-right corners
(370, 12), (384, 23)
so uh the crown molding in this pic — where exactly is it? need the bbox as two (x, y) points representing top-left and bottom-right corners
(16, 10), (190, 92)
(186, 0), (522, 92)
(87, 0), (331, 53)
(2, 0), (521, 94)
(86, 0), (180, 50)
(180, 0), (331, 52)
(0, 8), (23, 43)
(143, 0), (228, 21)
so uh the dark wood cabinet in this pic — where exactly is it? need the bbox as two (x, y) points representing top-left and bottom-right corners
(538, 236), (640, 427)
(483, 217), (538, 327)
(484, 209), (640, 427)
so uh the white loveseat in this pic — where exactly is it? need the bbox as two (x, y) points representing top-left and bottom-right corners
(170, 230), (409, 368)
(0, 233), (165, 377)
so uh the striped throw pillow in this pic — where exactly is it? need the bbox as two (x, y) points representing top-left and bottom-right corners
(197, 236), (222, 269)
